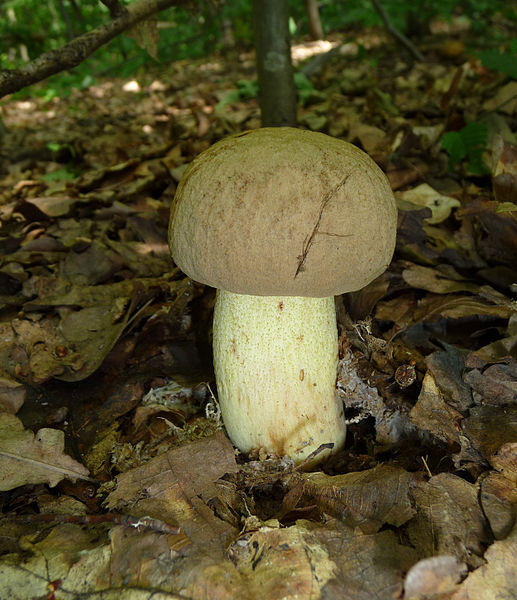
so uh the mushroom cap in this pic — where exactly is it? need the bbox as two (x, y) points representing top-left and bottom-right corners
(169, 127), (397, 297)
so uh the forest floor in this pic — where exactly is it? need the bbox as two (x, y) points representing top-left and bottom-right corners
(0, 16), (516, 600)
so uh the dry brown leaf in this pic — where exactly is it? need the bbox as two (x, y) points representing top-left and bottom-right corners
(410, 371), (463, 446)
(451, 522), (517, 600)
(106, 431), (239, 552)
(402, 264), (480, 294)
(407, 473), (490, 568)
(480, 443), (517, 539)
(0, 376), (25, 414)
(229, 522), (336, 600)
(311, 520), (417, 600)
(464, 363), (517, 405)
(303, 464), (416, 533)
(491, 442), (517, 481)
(425, 347), (473, 412)
(480, 472), (517, 540)
(0, 413), (90, 491)
(462, 405), (517, 458)
(348, 121), (386, 152)
(0, 523), (108, 599)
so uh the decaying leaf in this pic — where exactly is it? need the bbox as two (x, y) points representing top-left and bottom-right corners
(0, 376), (25, 414)
(0, 413), (90, 491)
(0, 523), (109, 600)
(311, 520), (418, 600)
(302, 464), (416, 533)
(106, 431), (239, 552)
(464, 362), (517, 405)
(451, 522), (517, 600)
(126, 15), (160, 61)
(425, 347), (473, 412)
(480, 443), (517, 539)
(462, 405), (517, 458)
(410, 371), (463, 446)
(407, 473), (491, 568)
(229, 522), (337, 600)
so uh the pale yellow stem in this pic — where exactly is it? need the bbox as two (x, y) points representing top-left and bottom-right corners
(213, 290), (346, 464)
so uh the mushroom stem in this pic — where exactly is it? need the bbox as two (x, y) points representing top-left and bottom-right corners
(213, 290), (346, 464)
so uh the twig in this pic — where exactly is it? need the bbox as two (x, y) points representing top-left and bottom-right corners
(370, 0), (424, 62)
(0, 0), (194, 98)
(12, 512), (181, 535)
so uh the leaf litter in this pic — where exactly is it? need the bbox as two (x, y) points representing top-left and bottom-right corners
(0, 16), (517, 600)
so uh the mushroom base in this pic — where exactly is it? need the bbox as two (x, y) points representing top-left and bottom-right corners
(213, 290), (346, 465)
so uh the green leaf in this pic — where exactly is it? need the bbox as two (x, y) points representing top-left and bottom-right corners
(441, 122), (488, 174)
(478, 48), (517, 79)
(42, 168), (77, 181)
(441, 131), (467, 164)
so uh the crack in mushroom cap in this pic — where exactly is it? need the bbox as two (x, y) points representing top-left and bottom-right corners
(169, 127), (397, 297)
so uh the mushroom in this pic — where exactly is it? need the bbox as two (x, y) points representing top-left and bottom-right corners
(169, 127), (397, 465)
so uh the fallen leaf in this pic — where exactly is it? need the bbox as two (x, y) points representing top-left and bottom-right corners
(425, 347), (473, 412)
(312, 520), (417, 600)
(396, 184), (460, 224)
(106, 431), (239, 553)
(229, 522), (336, 600)
(0, 413), (90, 491)
(407, 473), (491, 567)
(462, 405), (517, 458)
(0, 376), (26, 414)
(410, 371), (463, 446)
(403, 555), (467, 599)
(303, 464), (416, 533)
(464, 362), (517, 405)
(402, 263), (480, 294)
(451, 522), (517, 600)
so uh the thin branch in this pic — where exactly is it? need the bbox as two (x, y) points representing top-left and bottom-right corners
(0, 0), (193, 98)
(370, 0), (424, 62)
(99, 0), (129, 19)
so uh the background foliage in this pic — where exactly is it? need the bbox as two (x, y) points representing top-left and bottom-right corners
(1, 0), (515, 98)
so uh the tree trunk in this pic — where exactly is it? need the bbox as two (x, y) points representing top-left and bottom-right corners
(252, 0), (297, 127)
(304, 0), (323, 40)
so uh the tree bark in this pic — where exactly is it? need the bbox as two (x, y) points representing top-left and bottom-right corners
(0, 0), (193, 98)
(304, 0), (323, 41)
(252, 0), (297, 127)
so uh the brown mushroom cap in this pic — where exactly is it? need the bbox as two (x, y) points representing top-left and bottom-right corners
(169, 127), (397, 297)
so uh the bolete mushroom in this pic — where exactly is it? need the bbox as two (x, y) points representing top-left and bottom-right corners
(169, 127), (397, 464)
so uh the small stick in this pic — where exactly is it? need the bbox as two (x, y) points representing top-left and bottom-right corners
(12, 513), (181, 535)
(371, 0), (425, 62)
